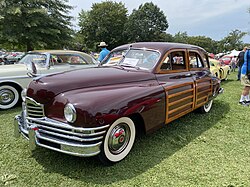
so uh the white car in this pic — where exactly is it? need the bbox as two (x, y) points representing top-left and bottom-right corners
(0, 50), (98, 110)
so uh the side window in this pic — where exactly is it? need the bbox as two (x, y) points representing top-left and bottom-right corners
(189, 52), (203, 68)
(51, 54), (88, 65)
(161, 51), (186, 70)
(201, 53), (209, 68)
(50, 55), (65, 65)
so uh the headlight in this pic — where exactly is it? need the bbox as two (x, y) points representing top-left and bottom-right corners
(64, 103), (77, 123)
(21, 89), (27, 102)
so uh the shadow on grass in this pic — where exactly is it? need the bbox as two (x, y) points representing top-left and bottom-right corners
(221, 78), (235, 85)
(32, 100), (229, 185)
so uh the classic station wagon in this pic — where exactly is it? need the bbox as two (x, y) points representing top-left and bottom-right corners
(14, 42), (223, 165)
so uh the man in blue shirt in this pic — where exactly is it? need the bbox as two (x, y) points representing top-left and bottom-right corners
(239, 48), (250, 106)
(98, 42), (110, 62)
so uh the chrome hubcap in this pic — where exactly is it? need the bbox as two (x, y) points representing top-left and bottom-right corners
(108, 123), (130, 154)
(0, 89), (15, 105)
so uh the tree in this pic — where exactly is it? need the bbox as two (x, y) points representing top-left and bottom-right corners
(78, 1), (128, 51)
(218, 29), (247, 52)
(187, 36), (218, 53)
(0, 0), (73, 51)
(173, 32), (189, 44)
(124, 2), (168, 42)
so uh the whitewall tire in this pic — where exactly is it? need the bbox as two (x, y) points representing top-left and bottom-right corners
(198, 100), (213, 113)
(99, 117), (136, 165)
(0, 85), (20, 110)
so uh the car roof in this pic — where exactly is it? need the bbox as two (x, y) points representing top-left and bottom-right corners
(112, 42), (207, 54)
(29, 50), (97, 64)
(31, 50), (87, 55)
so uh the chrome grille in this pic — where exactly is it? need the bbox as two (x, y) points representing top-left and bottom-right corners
(26, 97), (44, 118)
(26, 117), (109, 144)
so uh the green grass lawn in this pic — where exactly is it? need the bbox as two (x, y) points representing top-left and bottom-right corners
(1, 71), (250, 187)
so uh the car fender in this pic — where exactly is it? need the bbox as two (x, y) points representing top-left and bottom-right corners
(46, 82), (166, 132)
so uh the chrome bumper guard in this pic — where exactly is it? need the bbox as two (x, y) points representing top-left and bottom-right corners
(14, 115), (109, 157)
(218, 87), (224, 94)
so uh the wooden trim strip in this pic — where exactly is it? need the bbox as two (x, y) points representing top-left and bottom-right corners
(197, 95), (208, 103)
(197, 84), (211, 89)
(168, 88), (193, 99)
(196, 78), (211, 83)
(166, 108), (193, 123)
(165, 82), (193, 91)
(197, 89), (212, 96)
(168, 102), (193, 115)
(168, 95), (194, 107)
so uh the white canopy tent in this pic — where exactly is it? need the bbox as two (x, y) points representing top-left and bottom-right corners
(227, 49), (241, 57)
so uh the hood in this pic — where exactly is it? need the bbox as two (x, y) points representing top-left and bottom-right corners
(27, 67), (156, 103)
(0, 64), (30, 78)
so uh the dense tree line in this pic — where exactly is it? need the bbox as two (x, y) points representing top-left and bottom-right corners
(0, 0), (249, 53)
(0, 0), (73, 51)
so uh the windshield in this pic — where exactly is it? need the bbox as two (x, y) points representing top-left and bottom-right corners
(118, 49), (160, 70)
(19, 53), (47, 67)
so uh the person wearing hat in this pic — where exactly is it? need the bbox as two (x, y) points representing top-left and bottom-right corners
(98, 42), (110, 62)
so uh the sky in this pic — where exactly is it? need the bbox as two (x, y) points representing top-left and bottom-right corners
(68, 0), (250, 43)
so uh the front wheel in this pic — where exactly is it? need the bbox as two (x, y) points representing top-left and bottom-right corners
(0, 85), (20, 110)
(98, 117), (136, 165)
(197, 100), (213, 113)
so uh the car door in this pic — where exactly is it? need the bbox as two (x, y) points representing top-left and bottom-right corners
(188, 50), (212, 109)
(155, 49), (195, 124)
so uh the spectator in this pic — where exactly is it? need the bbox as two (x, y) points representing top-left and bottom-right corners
(237, 47), (247, 80)
(70, 56), (80, 63)
(98, 42), (110, 62)
(230, 55), (237, 72)
(239, 48), (250, 106)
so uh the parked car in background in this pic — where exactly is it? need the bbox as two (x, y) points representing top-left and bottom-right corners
(5, 52), (25, 64)
(0, 50), (98, 110)
(14, 42), (223, 165)
(210, 58), (231, 80)
(219, 55), (232, 67)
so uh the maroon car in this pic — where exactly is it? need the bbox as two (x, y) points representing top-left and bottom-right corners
(14, 42), (223, 165)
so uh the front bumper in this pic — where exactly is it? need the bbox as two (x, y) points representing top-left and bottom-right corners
(14, 114), (109, 157)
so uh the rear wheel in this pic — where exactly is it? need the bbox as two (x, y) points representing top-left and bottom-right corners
(98, 117), (136, 165)
(0, 85), (20, 110)
(197, 100), (213, 113)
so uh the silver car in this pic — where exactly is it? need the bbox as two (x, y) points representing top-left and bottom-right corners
(0, 50), (98, 110)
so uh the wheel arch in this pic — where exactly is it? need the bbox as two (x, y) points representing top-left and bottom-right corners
(128, 113), (146, 136)
(0, 81), (23, 94)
